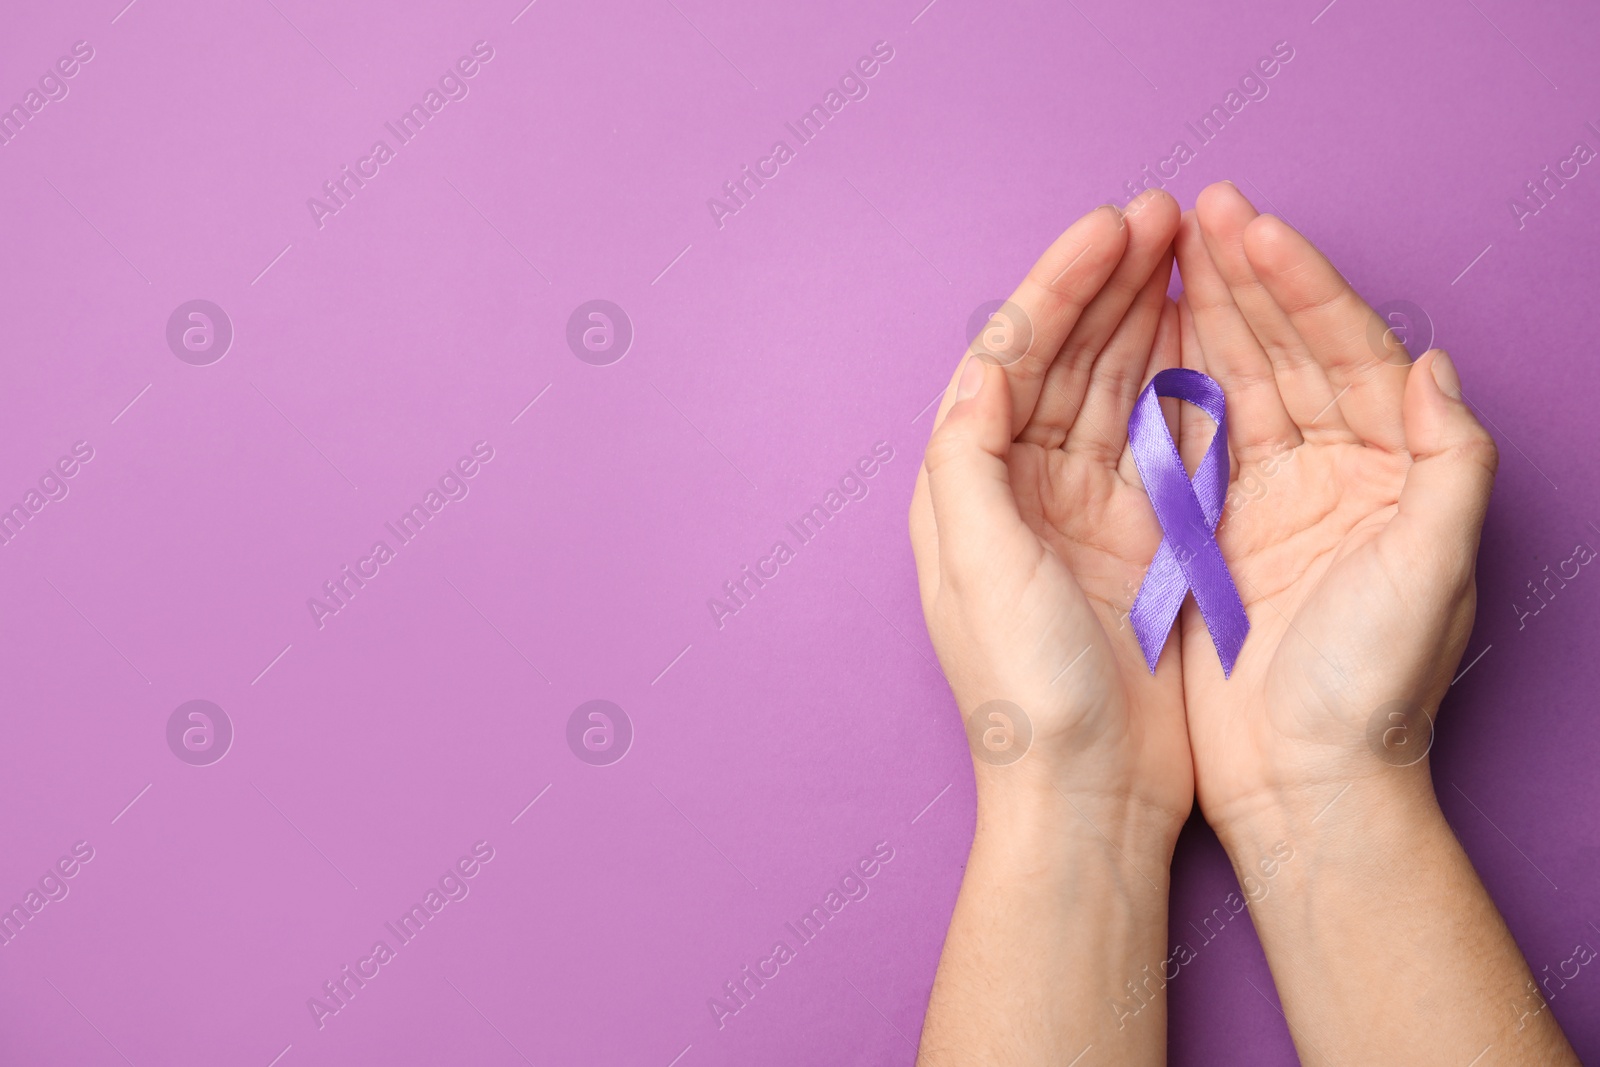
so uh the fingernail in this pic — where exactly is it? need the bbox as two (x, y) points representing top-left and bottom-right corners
(957, 357), (985, 401)
(1429, 349), (1462, 399)
(1103, 201), (1124, 221)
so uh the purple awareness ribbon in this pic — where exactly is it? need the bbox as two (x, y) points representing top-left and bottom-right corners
(1127, 368), (1250, 676)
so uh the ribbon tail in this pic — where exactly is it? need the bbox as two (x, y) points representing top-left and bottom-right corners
(1183, 542), (1250, 677)
(1128, 540), (1186, 673)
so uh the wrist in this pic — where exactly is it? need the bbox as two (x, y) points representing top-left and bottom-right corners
(973, 764), (1184, 875)
(1210, 764), (1445, 879)
(1198, 764), (1566, 1064)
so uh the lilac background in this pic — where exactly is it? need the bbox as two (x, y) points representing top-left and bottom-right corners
(2, 0), (1598, 1063)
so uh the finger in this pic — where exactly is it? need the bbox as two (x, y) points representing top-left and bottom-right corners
(1176, 295), (1237, 483)
(1066, 244), (1175, 464)
(1242, 213), (1410, 451)
(944, 205), (1129, 439)
(1175, 210), (1301, 459)
(1117, 297), (1181, 486)
(923, 358), (1037, 592)
(1178, 293), (1205, 378)
(909, 463), (940, 609)
(1193, 182), (1352, 441)
(1024, 189), (1181, 448)
(911, 350), (973, 606)
(1383, 349), (1498, 589)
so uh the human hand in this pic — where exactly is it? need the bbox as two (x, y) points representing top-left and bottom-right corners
(1166, 181), (1580, 1065)
(910, 190), (1193, 1067)
(1171, 180), (1498, 837)
(909, 191), (1191, 833)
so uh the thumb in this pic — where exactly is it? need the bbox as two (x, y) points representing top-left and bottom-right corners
(923, 357), (1031, 587)
(1387, 349), (1499, 584)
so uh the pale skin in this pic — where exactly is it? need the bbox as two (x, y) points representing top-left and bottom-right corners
(909, 181), (1579, 1065)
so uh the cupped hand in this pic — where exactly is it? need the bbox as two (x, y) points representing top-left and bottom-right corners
(909, 191), (1192, 828)
(1172, 181), (1498, 834)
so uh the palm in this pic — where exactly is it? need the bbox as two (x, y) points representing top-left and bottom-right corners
(911, 193), (1193, 820)
(1172, 183), (1494, 827)
(1182, 437), (1409, 813)
(1013, 440), (1188, 803)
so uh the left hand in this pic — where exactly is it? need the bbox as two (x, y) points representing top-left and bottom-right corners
(1171, 181), (1499, 837)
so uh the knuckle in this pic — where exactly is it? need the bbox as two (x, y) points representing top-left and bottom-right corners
(1453, 427), (1499, 476)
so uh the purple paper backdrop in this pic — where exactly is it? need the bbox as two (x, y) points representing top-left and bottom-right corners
(2, 0), (1597, 1063)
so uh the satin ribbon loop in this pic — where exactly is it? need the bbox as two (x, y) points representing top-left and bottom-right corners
(1126, 368), (1249, 676)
